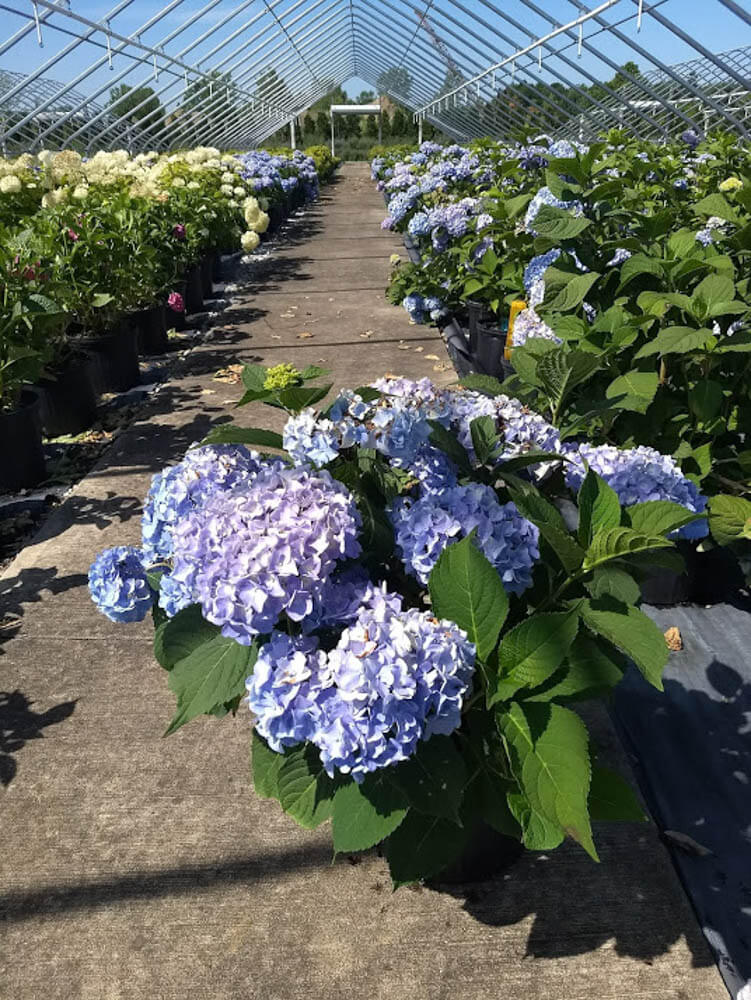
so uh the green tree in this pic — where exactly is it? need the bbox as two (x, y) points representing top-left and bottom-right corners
(255, 66), (290, 108)
(377, 67), (412, 99)
(316, 110), (329, 136)
(356, 89), (376, 104)
(365, 114), (379, 138)
(390, 106), (410, 137)
(109, 84), (163, 131)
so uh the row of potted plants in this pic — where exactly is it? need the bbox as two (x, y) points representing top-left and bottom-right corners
(372, 134), (751, 595)
(0, 144), (334, 492)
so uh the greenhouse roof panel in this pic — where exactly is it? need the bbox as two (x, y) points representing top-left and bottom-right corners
(0, 0), (748, 151)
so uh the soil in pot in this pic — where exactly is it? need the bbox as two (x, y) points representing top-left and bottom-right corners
(38, 351), (98, 436)
(0, 389), (46, 490)
(76, 326), (140, 394)
(184, 264), (204, 315)
(429, 823), (524, 885)
(134, 304), (168, 355)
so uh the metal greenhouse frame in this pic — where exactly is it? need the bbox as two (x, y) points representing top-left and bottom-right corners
(0, 0), (748, 152)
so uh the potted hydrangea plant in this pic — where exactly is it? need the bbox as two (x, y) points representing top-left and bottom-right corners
(89, 364), (709, 885)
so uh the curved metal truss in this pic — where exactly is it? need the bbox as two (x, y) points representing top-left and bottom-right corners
(0, 0), (748, 152)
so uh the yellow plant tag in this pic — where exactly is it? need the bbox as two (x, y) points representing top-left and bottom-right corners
(506, 300), (527, 360)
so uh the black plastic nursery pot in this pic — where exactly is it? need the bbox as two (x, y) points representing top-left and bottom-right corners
(268, 203), (285, 233)
(212, 254), (223, 282)
(77, 326), (140, 394)
(0, 389), (46, 491)
(640, 541), (746, 606)
(428, 823), (525, 885)
(134, 304), (169, 356)
(184, 263), (204, 315)
(38, 352), (98, 437)
(170, 281), (188, 332)
(200, 254), (216, 299)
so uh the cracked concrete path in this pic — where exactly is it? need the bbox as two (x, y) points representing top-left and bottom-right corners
(0, 163), (727, 1000)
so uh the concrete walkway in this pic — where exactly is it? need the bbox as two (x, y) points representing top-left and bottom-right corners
(0, 164), (727, 1000)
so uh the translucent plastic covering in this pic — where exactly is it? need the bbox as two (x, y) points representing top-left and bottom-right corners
(0, 0), (748, 152)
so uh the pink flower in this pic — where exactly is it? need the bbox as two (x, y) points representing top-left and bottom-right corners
(172, 224), (186, 240)
(167, 291), (185, 313)
(67, 228), (79, 241)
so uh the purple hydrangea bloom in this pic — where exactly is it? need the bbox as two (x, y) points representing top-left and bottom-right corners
(564, 443), (708, 539)
(511, 307), (562, 347)
(390, 483), (540, 592)
(523, 249), (561, 292)
(168, 466), (362, 644)
(607, 247), (632, 267)
(681, 129), (700, 149)
(247, 598), (476, 780)
(141, 445), (265, 563)
(88, 546), (154, 623)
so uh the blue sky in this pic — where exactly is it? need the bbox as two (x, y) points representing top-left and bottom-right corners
(1, 0), (747, 114)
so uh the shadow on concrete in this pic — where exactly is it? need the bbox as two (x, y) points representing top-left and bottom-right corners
(0, 689), (76, 786)
(0, 842), (333, 922)
(0, 566), (89, 650)
(433, 841), (717, 968)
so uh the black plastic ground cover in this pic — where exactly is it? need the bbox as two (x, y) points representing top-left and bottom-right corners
(612, 599), (751, 998)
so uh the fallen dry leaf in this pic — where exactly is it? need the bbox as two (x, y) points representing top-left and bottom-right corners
(425, 353), (440, 361)
(398, 344), (410, 351)
(201, 389), (217, 395)
(433, 363), (451, 372)
(664, 626), (683, 651)
(297, 331), (314, 339)
(213, 364), (244, 384)
(271, 334), (282, 340)
(662, 830), (713, 857)
(413, 346), (424, 353)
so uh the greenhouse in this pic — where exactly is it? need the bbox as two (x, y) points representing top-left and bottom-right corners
(0, 1), (750, 998)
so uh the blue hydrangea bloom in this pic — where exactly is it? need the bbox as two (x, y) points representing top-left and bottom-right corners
(169, 466), (362, 644)
(283, 409), (340, 467)
(88, 546), (154, 623)
(525, 186), (584, 234)
(247, 597), (476, 780)
(523, 249), (561, 292)
(390, 483), (540, 592)
(564, 443), (708, 539)
(141, 445), (265, 563)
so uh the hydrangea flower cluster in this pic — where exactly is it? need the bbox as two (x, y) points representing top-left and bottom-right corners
(391, 483), (540, 591)
(88, 546), (154, 623)
(246, 591), (475, 780)
(141, 445), (266, 563)
(565, 443), (708, 539)
(161, 465), (362, 642)
(525, 186), (584, 234)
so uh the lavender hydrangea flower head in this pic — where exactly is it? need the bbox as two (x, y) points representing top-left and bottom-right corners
(89, 546), (154, 623)
(564, 443), (708, 539)
(511, 307), (562, 348)
(141, 445), (265, 563)
(167, 466), (362, 643)
(247, 598), (476, 780)
(390, 483), (540, 592)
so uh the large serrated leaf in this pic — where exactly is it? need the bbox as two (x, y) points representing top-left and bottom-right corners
(588, 766), (646, 822)
(390, 735), (468, 821)
(154, 604), (219, 671)
(508, 485), (584, 573)
(544, 271), (600, 313)
(492, 608), (580, 704)
(582, 526), (671, 572)
(537, 349), (601, 412)
(532, 204), (592, 241)
(507, 791), (565, 851)
(429, 533), (508, 661)
(577, 470), (621, 546)
(276, 743), (338, 829)
(200, 425), (284, 449)
(385, 811), (468, 887)
(499, 702), (597, 859)
(165, 635), (257, 735)
(527, 633), (624, 703)
(605, 370), (659, 413)
(634, 326), (713, 358)
(708, 494), (751, 546)
(580, 597), (668, 690)
(625, 499), (705, 537)
(331, 774), (408, 853)
(251, 730), (285, 799)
